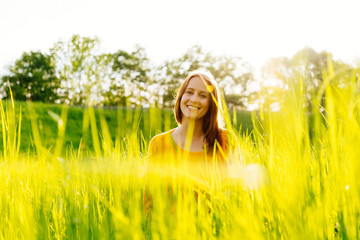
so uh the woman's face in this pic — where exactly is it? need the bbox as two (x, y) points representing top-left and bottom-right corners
(180, 76), (211, 121)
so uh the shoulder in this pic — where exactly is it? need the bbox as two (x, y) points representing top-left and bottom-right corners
(149, 128), (175, 145)
(149, 128), (176, 151)
(148, 129), (176, 162)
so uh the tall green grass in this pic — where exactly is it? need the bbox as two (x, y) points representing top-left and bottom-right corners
(0, 101), (254, 154)
(0, 65), (360, 239)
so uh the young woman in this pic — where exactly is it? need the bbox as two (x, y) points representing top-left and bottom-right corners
(144, 70), (241, 214)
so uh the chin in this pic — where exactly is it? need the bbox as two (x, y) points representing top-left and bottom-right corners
(187, 115), (204, 121)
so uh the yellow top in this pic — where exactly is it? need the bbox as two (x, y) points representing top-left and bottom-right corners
(146, 128), (240, 187)
(143, 128), (241, 214)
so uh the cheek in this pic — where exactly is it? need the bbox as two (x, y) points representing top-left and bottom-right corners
(180, 95), (187, 103)
(204, 99), (210, 109)
(180, 97), (186, 108)
(180, 96), (187, 111)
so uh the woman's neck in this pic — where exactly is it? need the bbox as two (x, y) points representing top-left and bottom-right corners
(179, 118), (204, 141)
(172, 118), (205, 152)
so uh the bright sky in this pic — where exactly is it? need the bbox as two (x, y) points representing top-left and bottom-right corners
(1, 0), (360, 78)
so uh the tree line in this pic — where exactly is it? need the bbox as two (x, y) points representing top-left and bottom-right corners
(1, 35), (358, 110)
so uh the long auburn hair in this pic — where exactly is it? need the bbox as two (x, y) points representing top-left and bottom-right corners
(174, 70), (224, 151)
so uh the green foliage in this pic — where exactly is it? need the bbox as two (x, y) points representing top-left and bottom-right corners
(1, 51), (60, 103)
(260, 47), (357, 112)
(51, 35), (102, 105)
(50, 35), (152, 107)
(2, 36), (359, 114)
(103, 46), (151, 106)
(151, 45), (254, 108)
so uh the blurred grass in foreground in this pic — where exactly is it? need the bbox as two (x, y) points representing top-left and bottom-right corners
(1, 64), (360, 239)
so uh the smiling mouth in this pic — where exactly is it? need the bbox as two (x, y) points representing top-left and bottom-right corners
(187, 105), (200, 110)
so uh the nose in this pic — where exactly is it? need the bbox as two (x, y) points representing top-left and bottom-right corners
(190, 93), (199, 102)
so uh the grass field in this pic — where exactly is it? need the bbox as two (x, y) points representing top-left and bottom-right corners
(0, 101), (253, 154)
(1, 68), (360, 239)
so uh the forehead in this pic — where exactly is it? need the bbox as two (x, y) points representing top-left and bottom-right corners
(187, 76), (209, 91)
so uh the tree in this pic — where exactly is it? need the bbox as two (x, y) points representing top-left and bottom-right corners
(103, 46), (150, 106)
(1, 51), (60, 102)
(51, 35), (103, 105)
(152, 45), (254, 108)
(260, 47), (356, 113)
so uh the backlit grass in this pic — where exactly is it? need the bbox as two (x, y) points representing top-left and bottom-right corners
(1, 66), (360, 239)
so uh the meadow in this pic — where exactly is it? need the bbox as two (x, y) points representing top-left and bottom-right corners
(1, 69), (360, 239)
(0, 101), (253, 153)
